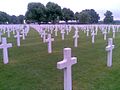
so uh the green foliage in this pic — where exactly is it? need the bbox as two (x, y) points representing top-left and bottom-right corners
(79, 11), (91, 24)
(9, 15), (18, 24)
(25, 2), (101, 24)
(104, 10), (114, 24)
(46, 2), (62, 23)
(74, 12), (80, 23)
(8, 15), (24, 24)
(79, 9), (100, 24)
(62, 8), (74, 23)
(0, 11), (25, 24)
(88, 9), (100, 23)
(25, 2), (46, 23)
(0, 11), (9, 24)
(25, 2), (62, 24)
(17, 15), (24, 24)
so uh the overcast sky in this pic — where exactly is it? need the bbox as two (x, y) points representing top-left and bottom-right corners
(0, 0), (120, 20)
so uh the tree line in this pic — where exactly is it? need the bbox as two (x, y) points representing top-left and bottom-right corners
(0, 11), (24, 24)
(0, 2), (114, 24)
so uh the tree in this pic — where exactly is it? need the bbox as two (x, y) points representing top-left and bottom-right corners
(79, 9), (100, 24)
(62, 8), (74, 23)
(103, 10), (114, 24)
(0, 12), (23, 24)
(87, 9), (100, 23)
(0, 11), (9, 24)
(79, 11), (91, 24)
(18, 15), (24, 24)
(25, 2), (46, 23)
(74, 12), (80, 23)
(9, 15), (18, 24)
(46, 2), (62, 23)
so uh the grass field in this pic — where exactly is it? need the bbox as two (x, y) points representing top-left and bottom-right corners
(0, 27), (120, 90)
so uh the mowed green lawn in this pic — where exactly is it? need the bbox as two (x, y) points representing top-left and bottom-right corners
(0, 27), (120, 90)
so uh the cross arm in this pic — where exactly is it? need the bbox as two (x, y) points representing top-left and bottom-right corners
(0, 43), (12, 49)
(7, 43), (12, 48)
(71, 57), (77, 65)
(106, 45), (115, 51)
(57, 60), (67, 69)
(73, 35), (79, 38)
(0, 44), (4, 48)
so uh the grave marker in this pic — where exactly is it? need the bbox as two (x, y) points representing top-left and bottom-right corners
(106, 38), (115, 67)
(7, 29), (11, 38)
(55, 26), (58, 36)
(86, 29), (89, 37)
(91, 30), (96, 43)
(103, 30), (107, 40)
(45, 34), (54, 53)
(61, 30), (65, 40)
(112, 29), (115, 38)
(42, 30), (46, 43)
(57, 48), (77, 90)
(21, 29), (26, 40)
(73, 30), (79, 47)
(14, 31), (22, 47)
(0, 37), (12, 64)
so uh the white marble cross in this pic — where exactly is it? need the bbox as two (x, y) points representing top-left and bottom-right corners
(73, 30), (79, 47)
(0, 37), (12, 64)
(61, 30), (65, 40)
(95, 26), (98, 35)
(24, 25), (29, 36)
(105, 38), (115, 67)
(7, 29), (11, 38)
(112, 29), (115, 38)
(103, 30), (107, 40)
(57, 48), (77, 90)
(38, 30), (43, 38)
(21, 29), (26, 40)
(50, 27), (53, 34)
(45, 34), (54, 53)
(14, 31), (22, 47)
(55, 26), (58, 36)
(91, 30), (96, 43)
(86, 29), (89, 37)
(42, 30), (46, 43)
(66, 26), (69, 35)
